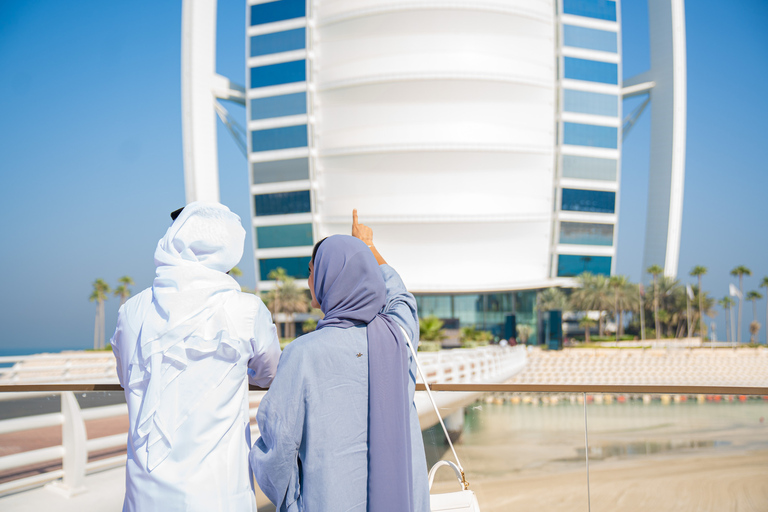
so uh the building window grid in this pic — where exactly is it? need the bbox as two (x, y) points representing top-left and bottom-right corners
(247, 12), (316, 284)
(555, 0), (620, 278)
(250, 0), (305, 27)
(562, 0), (617, 22)
(250, 27), (306, 57)
(563, 24), (618, 53)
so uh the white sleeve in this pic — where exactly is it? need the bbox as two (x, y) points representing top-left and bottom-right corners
(110, 306), (126, 388)
(247, 300), (281, 388)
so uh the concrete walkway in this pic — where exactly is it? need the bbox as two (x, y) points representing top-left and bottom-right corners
(0, 466), (278, 512)
(0, 467), (125, 511)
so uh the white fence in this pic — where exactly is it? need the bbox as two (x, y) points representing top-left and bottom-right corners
(0, 346), (526, 496)
(0, 353), (118, 384)
(0, 392), (126, 496)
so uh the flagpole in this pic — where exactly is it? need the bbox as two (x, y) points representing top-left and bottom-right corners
(639, 284), (646, 341)
(686, 291), (692, 340)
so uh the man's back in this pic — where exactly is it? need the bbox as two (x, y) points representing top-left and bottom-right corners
(110, 202), (280, 512)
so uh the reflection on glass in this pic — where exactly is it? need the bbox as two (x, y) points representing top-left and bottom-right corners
(250, 60), (306, 89)
(250, 28), (306, 57)
(252, 157), (309, 184)
(562, 154), (617, 181)
(564, 25), (618, 53)
(564, 57), (618, 85)
(563, 0), (617, 22)
(557, 254), (612, 276)
(561, 188), (616, 213)
(559, 221), (614, 246)
(254, 190), (311, 217)
(563, 122), (618, 149)
(251, 92), (307, 121)
(563, 89), (618, 117)
(251, 125), (308, 152)
(259, 256), (311, 280)
(256, 223), (313, 249)
(250, 0), (305, 26)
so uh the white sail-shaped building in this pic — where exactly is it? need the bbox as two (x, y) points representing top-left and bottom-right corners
(182, 0), (686, 337)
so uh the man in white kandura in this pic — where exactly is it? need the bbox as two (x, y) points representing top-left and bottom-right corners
(111, 202), (280, 511)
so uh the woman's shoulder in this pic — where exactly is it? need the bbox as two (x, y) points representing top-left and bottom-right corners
(282, 326), (365, 360)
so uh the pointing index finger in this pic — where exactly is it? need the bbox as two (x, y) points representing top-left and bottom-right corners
(352, 209), (358, 226)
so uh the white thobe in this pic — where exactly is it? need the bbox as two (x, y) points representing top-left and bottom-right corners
(112, 288), (280, 512)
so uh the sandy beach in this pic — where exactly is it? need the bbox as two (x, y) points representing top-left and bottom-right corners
(424, 398), (768, 512)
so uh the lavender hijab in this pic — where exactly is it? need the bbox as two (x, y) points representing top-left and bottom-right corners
(314, 235), (414, 512)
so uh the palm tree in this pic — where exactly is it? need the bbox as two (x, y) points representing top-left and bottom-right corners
(579, 316), (597, 343)
(113, 276), (135, 307)
(419, 316), (446, 342)
(608, 276), (626, 341)
(538, 287), (569, 312)
(761, 277), (768, 345)
(730, 265), (752, 343)
(263, 268), (310, 338)
(746, 291), (763, 343)
(690, 285), (716, 340)
(689, 266), (707, 338)
(647, 265), (664, 339)
(90, 279), (111, 349)
(718, 297), (735, 344)
(569, 273), (612, 336)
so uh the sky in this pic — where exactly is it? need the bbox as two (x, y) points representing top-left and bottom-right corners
(0, 0), (766, 354)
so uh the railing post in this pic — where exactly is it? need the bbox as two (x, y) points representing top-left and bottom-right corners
(46, 392), (88, 496)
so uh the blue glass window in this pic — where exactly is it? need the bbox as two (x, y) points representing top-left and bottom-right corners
(564, 57), (618, 84)
(559, 222), (614, 246)
(254, 190), (311, 216)
(256, 223), (313, 249)
(563, 25), (617, 53)
(250, 0), (305, 26)
(252, 157), (309, 184)
(557, 254), (612, 277)
(259, 256), (311, 281)
(562, 155), (617, 181)
(250, 60), (305, 88)
(564, 122), (617, 149)
(250, 28), (305, 57)
(251, 92), (307, 120)
(564, 89), (618, 117)
(563, 0), (617, 22)
(561, 188), (615, 213)
(251, 125), (308, 152)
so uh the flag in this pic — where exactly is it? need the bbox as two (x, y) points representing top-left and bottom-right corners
(729, 283), (742, 299)
(686, 284), (694, 300)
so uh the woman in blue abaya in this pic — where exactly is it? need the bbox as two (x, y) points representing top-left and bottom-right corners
(250, 211), (430, 512)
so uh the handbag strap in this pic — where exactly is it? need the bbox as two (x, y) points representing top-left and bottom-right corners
(427, 460), (464, 490)
(399, 325), (469, 490)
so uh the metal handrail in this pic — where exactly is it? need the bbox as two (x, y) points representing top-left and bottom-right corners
(1, 383), (766, 395)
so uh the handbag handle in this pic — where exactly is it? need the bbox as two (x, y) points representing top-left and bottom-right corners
(428, 460), (464, 490)
(399, 325), (469, 491)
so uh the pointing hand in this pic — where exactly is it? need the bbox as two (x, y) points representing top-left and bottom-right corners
(352, 209), (374, 247)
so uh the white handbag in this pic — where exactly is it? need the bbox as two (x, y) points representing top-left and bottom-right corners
(401, 327), (481, 512)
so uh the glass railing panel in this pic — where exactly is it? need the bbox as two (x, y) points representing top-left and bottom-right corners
(422, 391), (589, 511)
(585, 392), (768, 512)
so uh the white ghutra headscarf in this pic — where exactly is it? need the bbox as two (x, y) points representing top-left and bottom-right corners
(128, 202), (246, 471)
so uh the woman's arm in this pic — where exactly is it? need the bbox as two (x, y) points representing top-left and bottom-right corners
(250, 343), (307, 511)
(247, 298), (281, 387)
(352, 209), (419, 342)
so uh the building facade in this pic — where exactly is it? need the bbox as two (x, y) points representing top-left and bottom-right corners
(240, 0), (683, 339)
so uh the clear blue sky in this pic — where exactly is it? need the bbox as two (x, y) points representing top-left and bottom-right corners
(0, 0), (766, 354)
